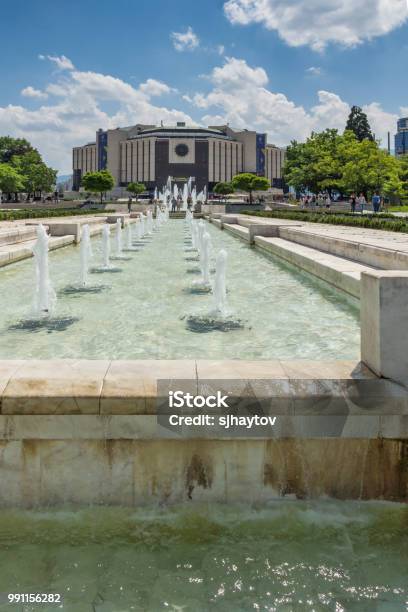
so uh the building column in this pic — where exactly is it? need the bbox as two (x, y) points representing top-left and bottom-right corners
(361, 271), (408, 385)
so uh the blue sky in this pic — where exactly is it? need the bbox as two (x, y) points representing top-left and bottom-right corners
(1, 0), (407, 173)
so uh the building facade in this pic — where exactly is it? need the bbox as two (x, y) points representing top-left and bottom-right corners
(72, 122), (286, 193)
(395, 117), (408, 157)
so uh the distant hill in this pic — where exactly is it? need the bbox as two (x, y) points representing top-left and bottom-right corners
(57, 174), (72, 183)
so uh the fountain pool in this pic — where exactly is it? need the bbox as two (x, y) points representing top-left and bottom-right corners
(0, 220), (360, 360)
(0, 501), (406, 610)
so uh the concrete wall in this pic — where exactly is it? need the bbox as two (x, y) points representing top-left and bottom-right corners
(0, 437), (406, 507)
(106, 129), (129, 187)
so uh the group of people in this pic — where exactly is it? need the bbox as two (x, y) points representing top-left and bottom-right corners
(127, 194), (196, 214)
(169, 194), (193, 212)
(300, 191), (383, 213)
(349, 192), (382, 213)
(301, 193), (332, 208)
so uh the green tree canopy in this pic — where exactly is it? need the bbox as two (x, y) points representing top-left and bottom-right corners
(12, 151), (57, 197)
(231, 173), (269, 203)
(397, 155), (408, 202)
(345, 106), (374, 142)
(0, 136), (36, 164)
(284, 129), (344, 195)
(127, 182), (146, 200)
(81, 170), (115, 203)
(283, 129), (404, 199)
(0, 163), (25, 195)
(338, 135), (401, 196)
(213, 182), (234, 200)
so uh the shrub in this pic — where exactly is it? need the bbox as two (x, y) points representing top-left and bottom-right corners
(241, 210), (408, 233)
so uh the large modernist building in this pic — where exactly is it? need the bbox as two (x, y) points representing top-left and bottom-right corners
(72, 122), (286, 193)
(395, 117), (408, 157)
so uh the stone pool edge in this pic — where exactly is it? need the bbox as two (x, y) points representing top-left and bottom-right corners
(207, 213), (408, 386)
(0, 359), (407, 505)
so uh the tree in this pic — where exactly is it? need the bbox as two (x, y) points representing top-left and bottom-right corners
(345, 106), (374, 142)
(12, 151), (57, 199)
(397, 155), (408, 203)
(81, 170), (115, 204)
(213, 181), (234, 201)
(0, 136), (36, 164)
(127, 182), (146, 201)
(338, 136), (401, 197)
(283, 130), (344, 196)
(231, 173), (269, 203)
(283, 129), (401, 201)
(0, 163), (24, 198)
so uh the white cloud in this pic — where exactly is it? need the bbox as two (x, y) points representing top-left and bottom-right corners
(189, 56), (399, 147)
(211, 56), (268, 88)
(39, 54), (75, 70)
(0, 65), (192, 173)
(139, 78), (171, 97)
(218, 45), (226, 55)
(306, 66), (322, 77)
(171, 26), (199, 51)
(362, 102), (399, 142)
(224, 0), (408, 51)
(2, 53), (401, 176)
(21, 86), (48, 100)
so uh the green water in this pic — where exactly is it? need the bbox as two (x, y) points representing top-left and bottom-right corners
(0, 221), (360, 360)
(0, 501), (406, 611)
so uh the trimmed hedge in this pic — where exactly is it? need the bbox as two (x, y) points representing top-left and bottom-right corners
(0, 208), (114, 222)
(241, 210), (408, 233)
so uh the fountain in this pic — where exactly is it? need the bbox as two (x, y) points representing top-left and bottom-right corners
(191, 231), (212, 293)
(212, 249), (228, 316)
(185, 248), (244, 332)
(32, 224), (56, 317)
(193, 221), (198, 246)
(155, 208), (161, 230)
(79, 224), (93, 286)
(191, 186), (197, 211)
(125, 223), (137, 251)
(146, 211), (153, 235)
(140, 214), (146, 237)
(102, 224), (111, 268)
(134, 219), (143, 242)
(182, 183), (188, 211)
(197, 220), (205, 254)
(185, 209), (193, 229)
(132, 219), (141, 241)
(115, 218), (123, 255)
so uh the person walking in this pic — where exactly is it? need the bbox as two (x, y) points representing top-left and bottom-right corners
(127, 197), (132, 213)
(357, 193), (366, 213)
(171, 196), (177, 212)
(372, 192), (381, 213)
(350, 193), (357, 214)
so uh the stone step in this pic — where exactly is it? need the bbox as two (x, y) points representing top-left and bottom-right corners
(254, 236), (378, 298)
(279, 226), (408, 271)
(0, 226), (40, 247)
(223, 223), (250, 240)
(0, 235), (75, 268)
